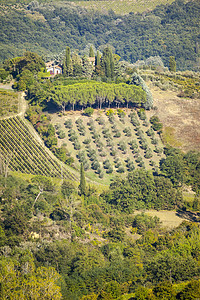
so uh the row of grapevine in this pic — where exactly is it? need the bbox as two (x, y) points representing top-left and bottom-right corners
(0, 116), (77, 180)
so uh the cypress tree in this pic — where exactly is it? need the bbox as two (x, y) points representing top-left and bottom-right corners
(169, 56), (176, 72)
(79, 163), (86, 195)
(101, 47), (115, 79)
(95, 51), (101, 75)
(89, 45), (95, 57)
(64, 46), (73, 76)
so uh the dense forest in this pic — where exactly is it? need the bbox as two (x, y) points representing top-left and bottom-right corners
(0, 0), (199, 70)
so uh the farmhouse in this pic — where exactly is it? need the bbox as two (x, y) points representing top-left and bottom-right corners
(45, 61), (62, 76)
(88, 56), (95, 67)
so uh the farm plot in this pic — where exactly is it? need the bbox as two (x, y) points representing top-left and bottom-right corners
(51, 109), (164, 183)
(0, 89), (19, 118)
(0, 116), (77, 180)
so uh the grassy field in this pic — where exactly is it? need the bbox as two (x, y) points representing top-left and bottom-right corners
(0, 89), (19, 118)
(149, 87), (200, 152)
(51, 108), (164, 184)
(75, 0), (175, 15)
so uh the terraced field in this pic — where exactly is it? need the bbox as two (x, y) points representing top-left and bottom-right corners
(0, 116), (77, 180)
(52, 108), (164, 184)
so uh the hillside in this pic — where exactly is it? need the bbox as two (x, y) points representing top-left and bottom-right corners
(0, 87), (78, 180)
(50, 108), (164, 184)
(76, 0), (175, 15)
(0, 0), (199, 70)
(0, 116), (78, 179)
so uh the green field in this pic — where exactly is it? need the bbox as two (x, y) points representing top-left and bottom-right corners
(51, 108), (164, 184)
(0, 0), (176, 14)
(0, 89), (19, 118)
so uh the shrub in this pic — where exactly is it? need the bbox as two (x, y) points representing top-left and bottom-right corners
(91, 160), (100, 170)
(96, 117), (105, 125)
(146, 128), (154, 136)
(106, 166), (113, 174)
(123, 127), (132, 137)
(84, 107), (94, 117)
(152, 138), (158, 145)
(117, 166), (125, 173)
(145, 149), (153, 159)
(103, 159), (111, 169)
(75, 118), (83, 125)
(126, 161), (135, 171)
(64, 119), (73, 128)
(113, 131), (121, 138)
(106, 109), (115, 116)
(55, 124), (61, 130)
(150, 116), (163, 133)
(57, 130), (66, 139)
(83, 138), (91, 144)
(117, 108), (126, 117)
(74, 141), (81, 150)
(138, 108), (146, 120)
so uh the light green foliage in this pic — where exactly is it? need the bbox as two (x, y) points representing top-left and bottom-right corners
(50, 82), (146, 111)
(130, 73), (153, 109)
(84, 107), (94, 117)
(0, 257), (62, 299)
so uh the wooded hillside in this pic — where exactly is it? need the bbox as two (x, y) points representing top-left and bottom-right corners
(0, 0), (199, 70)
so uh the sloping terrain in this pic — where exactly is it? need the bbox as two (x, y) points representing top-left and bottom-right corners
(76, 0), (175, 15)
(51, 108), (164, 184)
(0, 0), (199, 70)
(0, 116), (77, 179)
(150, 88), (200, 152)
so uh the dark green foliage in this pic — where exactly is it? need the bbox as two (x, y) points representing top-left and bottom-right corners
(101, 169), (184, 211)
(64, 119), (73, 129)
(177, 279), (200, 299)
(150, 116), (163, 133)
(89, 45), (94, 58)
(169, 56), (176, 72)
(0, 1), (199, 71)
(132, 213), (161, 234)
(0, 172), (200, 299)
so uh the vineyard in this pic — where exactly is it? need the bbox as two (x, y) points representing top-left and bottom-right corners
(0, 116), (77, 180)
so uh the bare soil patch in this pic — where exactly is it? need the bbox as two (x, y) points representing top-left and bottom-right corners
(149, 87), (200, 152)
